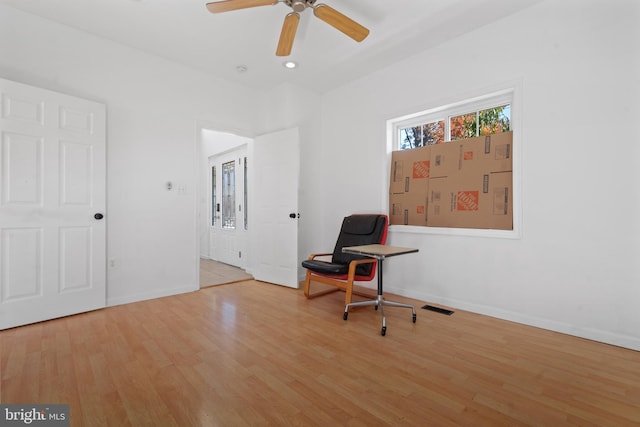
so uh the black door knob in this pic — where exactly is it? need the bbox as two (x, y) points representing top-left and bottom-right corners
(289, 213), (299, 219)
(94, 213), (104, 220)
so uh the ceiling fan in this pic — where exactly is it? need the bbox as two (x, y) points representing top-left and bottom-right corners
(205, 0), (369, 56)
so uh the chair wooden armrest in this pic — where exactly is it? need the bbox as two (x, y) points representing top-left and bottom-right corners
(345, 259), (377, 282)
(307, 253), (333, 260)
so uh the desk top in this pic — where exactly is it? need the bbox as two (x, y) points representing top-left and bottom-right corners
(342, 244), (419, 259)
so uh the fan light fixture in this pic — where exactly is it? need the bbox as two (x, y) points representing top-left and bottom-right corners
(205, 0), (369, 57)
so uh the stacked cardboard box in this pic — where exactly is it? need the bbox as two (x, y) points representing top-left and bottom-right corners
(388, 145), (431, 226)
(389, 131), (513, 230)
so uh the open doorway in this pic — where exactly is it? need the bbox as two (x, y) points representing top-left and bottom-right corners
(197, 126), (301, 289)
(199, 128), (253, 287)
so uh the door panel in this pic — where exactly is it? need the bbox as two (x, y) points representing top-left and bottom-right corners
(59, 226), (92, 292)
(60, 141), (93, 205)
(0, 77), (106, 329)
(1, 228), (42, 300)
(2, 132), (42, 204)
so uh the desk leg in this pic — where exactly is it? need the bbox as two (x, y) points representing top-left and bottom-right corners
(377, 257), (384, 295)
(344, 257), (417, 336)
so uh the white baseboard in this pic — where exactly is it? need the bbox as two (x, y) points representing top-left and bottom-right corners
(385, 285), (640, 352)
(107, 284), (197, 308)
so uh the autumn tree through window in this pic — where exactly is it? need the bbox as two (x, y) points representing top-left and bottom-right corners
(396, 93), (512, 149)
(451, 105), (511, 140)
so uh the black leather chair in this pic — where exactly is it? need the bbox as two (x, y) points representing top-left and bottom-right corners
(302, 214), (388, 307)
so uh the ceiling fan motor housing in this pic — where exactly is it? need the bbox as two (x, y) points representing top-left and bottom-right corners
(286, 0), (316, 13)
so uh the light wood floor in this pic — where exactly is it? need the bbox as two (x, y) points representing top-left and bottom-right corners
(199, 258), (253, 288)
(1, 281), (639, 426)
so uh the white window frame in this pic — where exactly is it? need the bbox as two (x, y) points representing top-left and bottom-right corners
(385, 87), (521, 239)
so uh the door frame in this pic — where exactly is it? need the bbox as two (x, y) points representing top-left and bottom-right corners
(196, 124), (253, 284)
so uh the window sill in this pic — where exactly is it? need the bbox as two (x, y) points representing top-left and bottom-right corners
(389, 224), (520, 239)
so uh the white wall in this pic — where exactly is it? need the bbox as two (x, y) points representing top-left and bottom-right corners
(315, 0), (640, 349)
(0, 4), (258, 306)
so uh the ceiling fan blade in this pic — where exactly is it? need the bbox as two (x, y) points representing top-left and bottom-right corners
(206, 0), (276, 14)
(276, 12), (300, 56)
(313, 3), (369, 42)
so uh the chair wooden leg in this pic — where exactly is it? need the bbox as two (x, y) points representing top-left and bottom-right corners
(303, 270), (312, 298)
(304, 272), (340, 299)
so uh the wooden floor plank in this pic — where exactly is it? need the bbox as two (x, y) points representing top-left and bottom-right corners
(2, 280), (640, 426)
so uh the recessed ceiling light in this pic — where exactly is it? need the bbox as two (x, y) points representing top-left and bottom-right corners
(283, 61), (297, 69)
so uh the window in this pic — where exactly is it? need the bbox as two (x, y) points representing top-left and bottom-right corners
(399, 120), (445, 149)
(396, 92), (511, 149)
(211, 165), (216, 226)
(243, 156), (248, 230)
(222, 160), (235, 229)
(388, 89), (518, 238)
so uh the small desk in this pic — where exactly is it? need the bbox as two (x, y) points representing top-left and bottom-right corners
(342, 244), (418, 336)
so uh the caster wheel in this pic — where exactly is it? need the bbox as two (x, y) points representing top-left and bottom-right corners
(413, 314), (417, 323)
(374, 305), (379, 311)
(343, 312), (348, 321)
(381, 326), (386, 336)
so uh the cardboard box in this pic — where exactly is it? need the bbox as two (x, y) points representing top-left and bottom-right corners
(389, 131), (513, 229)
(388, 146), (431, 226)
(389, 192), (428, 226)
(389, 145), (431, 194)
(427, 171), (512, 230)
(430, 131), (512, 177)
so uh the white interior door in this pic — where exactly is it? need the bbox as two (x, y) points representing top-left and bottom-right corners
(0, 78), (106, 329)
(250, 127), (299, 288)
(208, 146), (247, 268)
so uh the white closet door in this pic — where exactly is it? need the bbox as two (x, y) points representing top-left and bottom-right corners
(0, 78), (106, 329)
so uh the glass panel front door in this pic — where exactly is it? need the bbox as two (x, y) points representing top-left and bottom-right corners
(222, 160), (235, 229)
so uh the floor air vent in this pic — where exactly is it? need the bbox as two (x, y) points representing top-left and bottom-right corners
(421, 305), (454, 315)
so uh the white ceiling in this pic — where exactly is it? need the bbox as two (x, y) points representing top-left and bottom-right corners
(1, 0), (542, 93)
